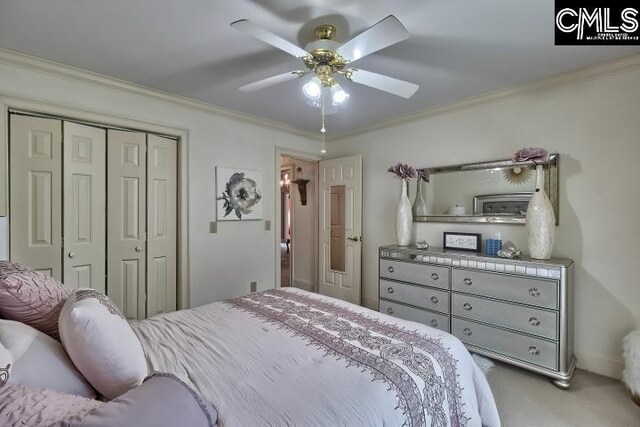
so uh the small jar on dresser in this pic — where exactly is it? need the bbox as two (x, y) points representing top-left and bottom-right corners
(379, 245), (576, 389)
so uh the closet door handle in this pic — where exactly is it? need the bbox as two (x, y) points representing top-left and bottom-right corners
(68, 252), (76, 258)
(135, 246), (143, 252)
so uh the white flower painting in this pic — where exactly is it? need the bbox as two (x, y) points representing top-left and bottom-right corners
(216, 166), (263, 221)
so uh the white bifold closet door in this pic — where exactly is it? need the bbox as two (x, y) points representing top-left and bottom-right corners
(9, 115), (63, 279)
(107, 131), (177, 320)
(146, 134), (177, 318)
(107, 130), (147, 320)
(63, 122), (106, 291)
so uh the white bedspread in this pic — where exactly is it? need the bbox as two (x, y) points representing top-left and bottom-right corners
(132, 288), (500, 427)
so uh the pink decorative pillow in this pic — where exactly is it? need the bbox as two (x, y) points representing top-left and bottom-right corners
(0, 382), (102, 427)
(0, 261), (71, 339)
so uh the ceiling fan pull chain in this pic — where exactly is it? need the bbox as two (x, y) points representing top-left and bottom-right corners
(321, 89), (326, 134)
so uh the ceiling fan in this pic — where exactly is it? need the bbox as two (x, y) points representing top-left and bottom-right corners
(230, 15), (419, 106)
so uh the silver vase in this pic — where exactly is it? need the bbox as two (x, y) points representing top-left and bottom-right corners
(396, 180), (412, 246)
(526, 165), (555, 259)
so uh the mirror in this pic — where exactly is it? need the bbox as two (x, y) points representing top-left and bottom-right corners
(330, 185), (346, 272)
(413, 154), (558, 224)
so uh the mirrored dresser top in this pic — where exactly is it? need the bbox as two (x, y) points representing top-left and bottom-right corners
(380, 245), (573, 280)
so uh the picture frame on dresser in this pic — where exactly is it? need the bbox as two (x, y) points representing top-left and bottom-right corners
(443, 232), (482, 252)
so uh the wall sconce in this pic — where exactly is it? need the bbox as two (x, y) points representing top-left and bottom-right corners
(292, 167), (310, 206)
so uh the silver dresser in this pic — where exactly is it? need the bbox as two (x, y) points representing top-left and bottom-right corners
(379, 245), (576, 388)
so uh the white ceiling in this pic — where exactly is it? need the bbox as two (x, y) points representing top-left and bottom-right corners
(1, 0), (638, 137)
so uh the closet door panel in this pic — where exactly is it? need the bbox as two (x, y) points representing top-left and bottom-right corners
(108, 130), (146, 320)
(63, 122), (106, 291)
(146, 135), (177, 317)
(9, 115), (63, 279)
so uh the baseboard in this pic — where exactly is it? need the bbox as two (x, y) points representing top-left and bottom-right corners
(361, 296), (379, 311)
(575, 350), (624, 379)
(292, 279), (314, 292)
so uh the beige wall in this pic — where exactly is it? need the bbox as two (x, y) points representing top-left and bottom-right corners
(282, 157), (318, 292)
(0, 55), (319, 306)
(328, 66), (640, 379)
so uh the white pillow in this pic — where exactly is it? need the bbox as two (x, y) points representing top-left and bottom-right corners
(0, 319), (95, 397)
(59, 289), (148, 399)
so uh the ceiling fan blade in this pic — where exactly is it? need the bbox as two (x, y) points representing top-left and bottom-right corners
(347, 69), (419, 98)
(336, 15), (409, 62)
(239, 71), (306, 92)
(231, 19), (309, 58)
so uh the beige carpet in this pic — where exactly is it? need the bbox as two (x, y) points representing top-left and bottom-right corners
(486, 361), (640, 426)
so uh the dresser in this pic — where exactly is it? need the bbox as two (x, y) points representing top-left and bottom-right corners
(379, 245), (576, 388)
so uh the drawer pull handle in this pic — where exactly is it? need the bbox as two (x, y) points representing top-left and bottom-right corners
(430, 319), (439, 327)
(431, 273), (439, 281)
(529, 317), (540, 326)
(463, 278), (473, 286)
(529, 287), (541, 297)
(430, 296), (439, 304)
(387, 286), (395, 294)
(387, 307), (394, 315)
(528, 346), (540, 355)
(387, 266), (395, 273)
(463, 328), (472, 336)
(463, 302), (473, 311)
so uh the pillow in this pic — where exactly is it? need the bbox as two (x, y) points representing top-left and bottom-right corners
(0, 381), (102, 427)
(63, 373), (217, 427)
(0, 261), (71, 339)
(0, 320), (95, 397)
(59, 289), (148, 399)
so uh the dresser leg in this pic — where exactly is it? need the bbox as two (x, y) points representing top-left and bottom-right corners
(552, 378), (571, 389)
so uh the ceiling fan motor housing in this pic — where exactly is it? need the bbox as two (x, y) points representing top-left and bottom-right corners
(303, 24), (349, 84)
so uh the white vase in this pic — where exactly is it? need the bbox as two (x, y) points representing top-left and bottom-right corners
(412, 179), (428, 217)
(396, 180), (412, 246)
(526, 165), (555, 259)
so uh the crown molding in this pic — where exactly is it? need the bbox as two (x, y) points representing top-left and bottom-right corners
(0, 48), (321, 141)
(331, 53), (640, 141)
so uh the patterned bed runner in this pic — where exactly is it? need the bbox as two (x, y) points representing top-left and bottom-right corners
(226, 290), (468, 427)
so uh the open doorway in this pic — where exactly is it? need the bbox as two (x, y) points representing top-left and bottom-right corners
(278, 154), (319, 292)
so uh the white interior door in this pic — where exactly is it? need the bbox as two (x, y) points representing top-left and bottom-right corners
(107, 130), (146, 320)
(9, 115), (63, 278)
(146, 134), (177, 317)
(318, 155), (362, 304)
(63, 122), (106, 291)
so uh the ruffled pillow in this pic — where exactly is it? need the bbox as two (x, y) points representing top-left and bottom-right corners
(59, 289), (148, 399)
(0, 261), (71, 339)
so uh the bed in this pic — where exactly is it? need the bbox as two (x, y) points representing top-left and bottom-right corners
(132, 287), (500, 427)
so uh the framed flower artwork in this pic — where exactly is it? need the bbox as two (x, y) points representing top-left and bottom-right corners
(216, 166), (263, 221)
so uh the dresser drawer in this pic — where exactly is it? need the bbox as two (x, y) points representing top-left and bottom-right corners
(380, 300), (450, 333)
(380, 259), (449, 290)
(380, 279), (450, 314)
(452, 294), (558, 340)
(452, 268), (558, 309)
(453, 318), (558, 370)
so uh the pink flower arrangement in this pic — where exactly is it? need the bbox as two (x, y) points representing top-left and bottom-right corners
(512, 147), (550, 164)
(387, 163), (417, 181)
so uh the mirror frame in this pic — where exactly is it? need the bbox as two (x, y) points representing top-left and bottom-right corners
(413, 153), (558, 224)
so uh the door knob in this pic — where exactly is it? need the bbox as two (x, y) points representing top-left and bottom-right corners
(68, 252), (76, 258)
(135, 246), (143, 252)
(347, 236), (360, 242)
